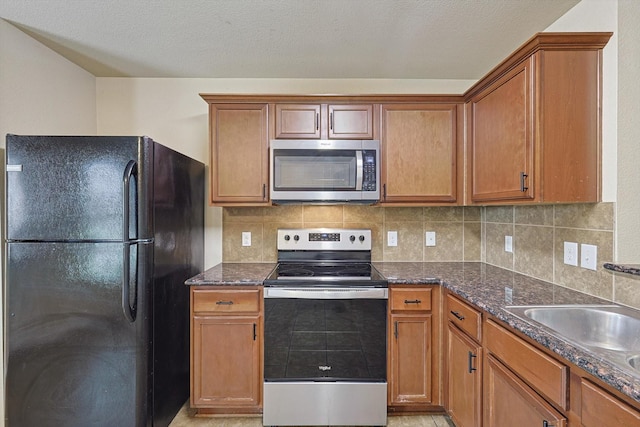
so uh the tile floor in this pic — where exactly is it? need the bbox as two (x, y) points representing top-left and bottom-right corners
(169, 403), (455, 427)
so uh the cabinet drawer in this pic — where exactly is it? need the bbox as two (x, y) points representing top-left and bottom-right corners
(193, 289), (261, 314)
(390, 287), (432, 311)
(485, 319), (568, 410)
(581, 379), (640, 427)
(447, 294), (481, 342)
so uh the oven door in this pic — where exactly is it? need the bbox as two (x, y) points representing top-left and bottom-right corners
(263, 286), (387, 426)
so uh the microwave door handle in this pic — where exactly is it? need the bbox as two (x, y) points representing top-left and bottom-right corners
(355, 150), (363, 190)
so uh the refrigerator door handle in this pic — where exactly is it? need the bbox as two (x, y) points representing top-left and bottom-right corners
(122, 243), (137, 322)
(122, 160), (138, 322)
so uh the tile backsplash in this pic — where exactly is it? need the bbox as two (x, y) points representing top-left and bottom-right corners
(221, 202), (638, 309)
(222, 205), (481, 263)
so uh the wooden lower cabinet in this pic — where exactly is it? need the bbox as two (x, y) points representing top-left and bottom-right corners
(190, 287), (263, 415)
(387, 285), (441, 411)
(580, 379), (640, 427)
(447, 323), (482, 427)
(484, 354), (566, 427)
(389, 314), (433, 405)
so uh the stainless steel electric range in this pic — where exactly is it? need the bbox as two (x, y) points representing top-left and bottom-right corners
(262, 228), (388, 427)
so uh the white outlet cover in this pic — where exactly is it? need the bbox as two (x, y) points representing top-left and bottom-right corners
(425, 231), (436, 247)
(242, 231), (251, 247)
(387, 231), (398, 247)
(564, 241), (578, 266)
(581, 244), (598, 271)
(505, 235), (513, 253)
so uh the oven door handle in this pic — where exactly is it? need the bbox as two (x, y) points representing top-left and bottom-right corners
(264, 287), (388, 300)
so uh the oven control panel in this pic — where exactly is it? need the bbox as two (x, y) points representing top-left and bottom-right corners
(277, 228), (371, 251)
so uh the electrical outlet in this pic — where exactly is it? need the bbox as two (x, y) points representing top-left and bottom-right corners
(564, 241), (578, 266)
(425, 231), (436, 247)
(242, 231), (251, 247)
(505, 287), (513, 305)
(505, 235), (513, 253)
(387, 231), (398, 247)
(581, 244), (598, 271)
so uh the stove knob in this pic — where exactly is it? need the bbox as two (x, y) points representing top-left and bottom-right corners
(359, 235), (365, 243)
(284, 235), (290, 241)
(349, 235), (356, 243)
(293, 235), (300, 242)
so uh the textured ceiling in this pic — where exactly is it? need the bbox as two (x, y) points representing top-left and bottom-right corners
(0, 0), (581, 79)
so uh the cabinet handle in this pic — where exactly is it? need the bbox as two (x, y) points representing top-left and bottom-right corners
(520, 171), (529, 192)
(330, 112), (333, 130)
(450, 310), (465, 321)
(253, 323), (257, 341)
(468, 351), (477, 373)
(262, 183), (266, 200)
(394, 321), (398, 339)
(404, 299), (421, 304)
(215, 300), (234, 305)
(315, 112), (319, 130)
(542, 421), (554, 427)
(383, 184), (387, 199)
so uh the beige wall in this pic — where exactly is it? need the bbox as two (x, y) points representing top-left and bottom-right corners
(0, 18), (97, 426)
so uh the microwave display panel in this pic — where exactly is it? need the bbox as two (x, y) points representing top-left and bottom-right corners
(274, 150), (357, 191)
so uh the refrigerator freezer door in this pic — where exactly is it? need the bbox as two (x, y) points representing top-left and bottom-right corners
(5, 135), (153, 241)
(5, 241), (152, 427)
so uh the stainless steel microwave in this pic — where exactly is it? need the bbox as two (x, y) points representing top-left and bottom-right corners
(270, 139), (380, 203)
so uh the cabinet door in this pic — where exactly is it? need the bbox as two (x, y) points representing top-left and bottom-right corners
(328, 104), (374, 139)
(389, 314), (433, 405)
(580, 379), (640, 427)
(191, 316), (261, 408)
(469, 56), (535, 202)
(484, 355), (566, 427)
(381, 104), (458, 203)
(274, 104), (321, 139)
(210, 104), (269, 204)
(447, 323), (482, 427)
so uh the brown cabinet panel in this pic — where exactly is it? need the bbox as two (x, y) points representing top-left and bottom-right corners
(381, 104), (459, 204)
(484, 355), (566, 427)
(274, 103), (373, 139)
(485, 319), (568, 410)
(191, 316), (261, 408)
(469, 57), (535, 202)
(390, 287), (432, 312)
(466, 33), (611, 204)
(446, 294), (482, 342)
(274, 104), (321, 139)
(193, 289), (261, 314)
(190, 287), (263, 414)
(447, 323), (482, 427)
(328, 104), (374, 139)
(209, 104), (269, 204)
(389, 314), (433, 405)
(581, 379), (640, 427)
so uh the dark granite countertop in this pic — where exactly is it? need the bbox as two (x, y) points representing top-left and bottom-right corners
(186, 261), (640, 403)
(185, 263), (276, 286)
(604, 262), (640, 276)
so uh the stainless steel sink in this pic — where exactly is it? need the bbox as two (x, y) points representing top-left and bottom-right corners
(505, 304), (640, 377)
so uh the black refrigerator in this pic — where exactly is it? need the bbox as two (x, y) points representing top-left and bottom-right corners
(4, 135), (204, 427)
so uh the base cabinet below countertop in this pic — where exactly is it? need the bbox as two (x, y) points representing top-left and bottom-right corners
(190, 287), (263, 415)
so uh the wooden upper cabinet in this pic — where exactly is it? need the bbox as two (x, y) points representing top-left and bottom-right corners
(328, 104), (374, 139)
(381, 103), (460, 204)
(468, 57), (534, 203)
(274, 104), (321, 139)
(275, 103), (374, 139)
(466, 32), (612, 204)
(209, 103), (269, 205)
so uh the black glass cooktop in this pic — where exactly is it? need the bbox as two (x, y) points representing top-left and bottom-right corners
(264, 262), (387, 287)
